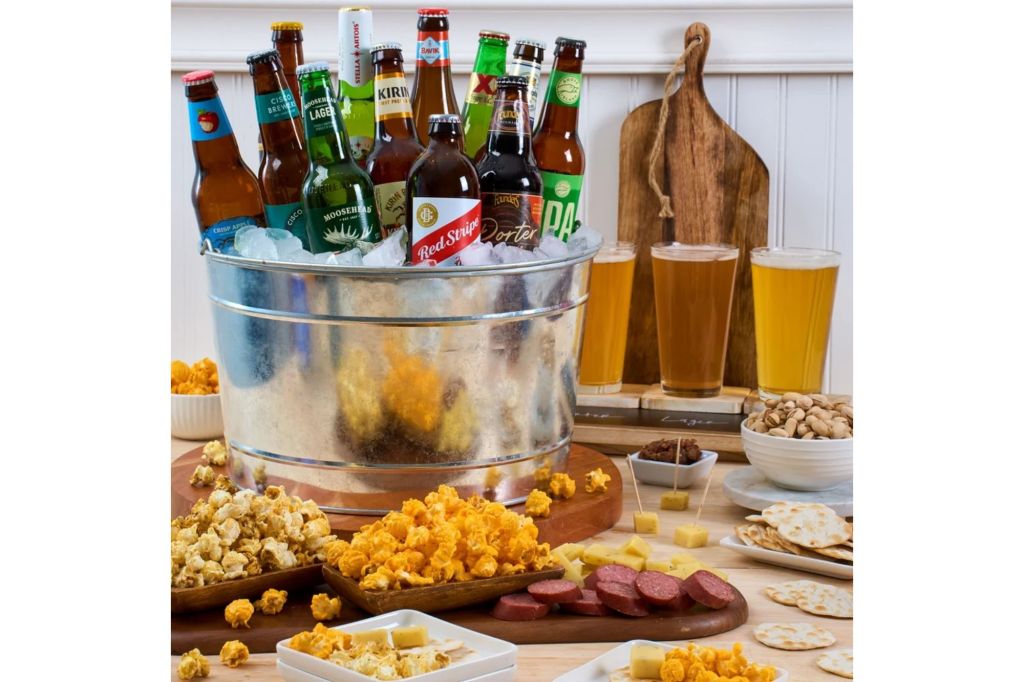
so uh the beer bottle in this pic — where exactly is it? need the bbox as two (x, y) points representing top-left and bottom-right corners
(338, 7), (375, 168)
(507, 39), (545, 127)
(406, 114), (482, 265)
(461, 30), (510, 160)
(366, 43), (424, 238)
(297, 62), (381, 254)
(410, 8), (459, 145)
(182, 70), (265, 254)
(247, 49), (309, 246)
(533, 37), (587, 242)
(271, 21), (305, 112)
(476, 76), (543, 250)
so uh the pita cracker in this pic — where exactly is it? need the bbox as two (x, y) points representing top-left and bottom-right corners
(735, 525), (758, 547)
(814, 545), (854, 562)
(763, 580), (821, 606)
(763, 524), (810, 556)
(816, 649), (853, 678)
(763, 502), (852, 548)
(745, 514), (765, 523)
(753, 622), (836, 651)
(797, 584), (853, 619)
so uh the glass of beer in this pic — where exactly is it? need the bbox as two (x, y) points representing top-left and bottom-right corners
(651, 243), (739, 398)
(578, 242), (636, 394)
(751, 247), (841, 398)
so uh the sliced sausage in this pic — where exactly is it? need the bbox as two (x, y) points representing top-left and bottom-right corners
(658, 589), (696, 612)
(634, 570), (681, 606)
(682, 570), (735, 609)
(560, 589), (612, 616)
(527, 579), (583, 605)
(583, 564), (639, 591)
(595, 580), (651, 617)
(491, 593), (551, 621)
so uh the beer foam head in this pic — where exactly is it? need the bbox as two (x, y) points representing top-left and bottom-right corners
(751, 247), (841, 269)
(595, 241), (636, 263)
(650, 242), (739, 261)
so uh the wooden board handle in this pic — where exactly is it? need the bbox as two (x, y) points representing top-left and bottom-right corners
(683, 22), (711, 87)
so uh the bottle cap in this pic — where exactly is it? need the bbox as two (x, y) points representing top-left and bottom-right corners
(428, 114), (461, 123)
(245, 49), (281, 66)
(340, 6), (371, 11)
(372, 42), (403, 53)
(270, 21), (304, 31)
(497, 75), (529, 89)
(515, 38), (547, 50)
(296, 61), (331, 77)
(555, 37), (588, 49)
(182, 70), (215, 85)
(418, 7), (449, 16)
(479, 30), (510, 42)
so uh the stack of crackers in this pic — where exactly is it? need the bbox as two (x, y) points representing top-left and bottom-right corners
(735, 501), (853, 564)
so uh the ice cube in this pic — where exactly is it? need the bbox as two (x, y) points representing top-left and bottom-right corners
(457, 241), (498, 266)
(567, 225), (603, 254)
(312, 251), (335, 264)
(233, 225), (263, 255)
(282, 249), (316, 264)
(362, 228), (408, 267)
(326, 248), (363, 266)
(265, 229), (305, 257)
(493, 243), (537, 264)
(237, 228), (279, 260)
(536, 235), (570, 261)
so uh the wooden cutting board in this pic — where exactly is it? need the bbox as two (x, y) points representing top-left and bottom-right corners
(618, 22), (769, 390)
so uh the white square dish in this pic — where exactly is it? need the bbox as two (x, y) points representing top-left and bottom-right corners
(628, 450), (718, 488)
(276, 659), (518, 682)
(719, 535), (853, 580)
(275, 609), (518, 682)
(553, 640), (788, 682)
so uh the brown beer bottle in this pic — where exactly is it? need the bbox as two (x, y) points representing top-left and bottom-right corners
(247, 49), (309, 246)
(476, 76), (543, 250)
(410, 8), (459, 145)
(271, 22), (305, 113)
(406, 114), (481, 265)
(533, 37), (587, 242)
(366, 43), (424, 237)
(182, 70), (265, 254)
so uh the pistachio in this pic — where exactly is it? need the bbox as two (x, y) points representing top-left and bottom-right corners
(768, 427), (790, 438)
(840, 404), (854, 420)
(752, 421), (768, 433)
(796, 423), (811, 437)
(781, 392), (803, 403)
(765, 399), (779, 409)
(783, 400), (796, 410)
(765, 412), (782, 428)
(801, 431), (816, 440)
(784, 417), (798, 437)
(796, 395), (813, 410)
(748, 392), (852, 441)
(811, 419), (832, 437)
(831, 422), (850, 439)
(790, 408), (806, 422)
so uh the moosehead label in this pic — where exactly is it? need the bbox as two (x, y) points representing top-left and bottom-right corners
(302, 93), (339, 137)
(374, 73), (413, 121)
(480, 191), (542, 248)
(411, 196), (481, 265)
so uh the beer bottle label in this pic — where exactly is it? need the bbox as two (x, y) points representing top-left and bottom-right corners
(307, 202), (381, 254)
(188, 97), (233, 141)
(411, 197), (481, 265)
(201, 215), (260, 255)
(508, 58), (542, 122)
(488, 98), (530, 135)
(416, 31), (451, 67)
(373, 181), (407, 237)
(303, 93), (340, 137)
(465, 72), (499, 106)
(539, 171), (584, 241)
(255, 89), (299, 125)
(480, 192), (543, 249)
(546, 70), (583, 109)
(264, 202), (307, 247)
(374, 74), (414, 121)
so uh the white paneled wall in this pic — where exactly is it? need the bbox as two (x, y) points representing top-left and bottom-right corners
(171, 0), (853, 393)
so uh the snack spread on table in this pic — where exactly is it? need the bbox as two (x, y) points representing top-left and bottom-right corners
(735, 502), (853, 564)
(613, 642), (776, 682)
(171, 357), (220, 395)
(745, 392), (853, 439)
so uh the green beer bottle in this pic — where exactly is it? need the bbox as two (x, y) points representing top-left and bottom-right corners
(461, 30), (509, 161)
(297, 62), (381, 254)
(338, 7), (375, 168)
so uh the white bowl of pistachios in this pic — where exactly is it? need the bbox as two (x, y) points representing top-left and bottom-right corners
(741, 393), (853, 491)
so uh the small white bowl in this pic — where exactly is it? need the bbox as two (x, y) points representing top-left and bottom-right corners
(741, 422), (852, 491)
(628, 450), (718, 488)
(171, 393), (224, 440)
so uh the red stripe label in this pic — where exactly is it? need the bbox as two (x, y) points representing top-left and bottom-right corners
(411, 198), (481, 265)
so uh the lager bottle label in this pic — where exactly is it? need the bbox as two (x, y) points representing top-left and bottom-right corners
(416, 32), (450, 67)
(411, 197), (481, 265)
(202, 215), (260, 255)
(465, 72), (499, 106)
(374, 74), (413, 121)
(264, 202), (307, 246)
(307, 202), (381, 253)
(539, 171), (584, 241)
(546, 70), (583, 108)
(373, 181), (407, 237)
(188, 97), (233, 141)
(508, 58), (542, 122)
(303, 93), (340, 137)
(481, 192), (543, 249)
(255, 89), (299, 124)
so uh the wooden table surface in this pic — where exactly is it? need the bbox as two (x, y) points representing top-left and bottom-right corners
(170, 437), (852, 681)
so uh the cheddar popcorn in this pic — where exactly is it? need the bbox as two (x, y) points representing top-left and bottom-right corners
(190, 465), (215, 488)
(224, 598), (254, 629)
(176, 648), (209, 680)
(171, 357), (219, 395)
(584, 467), (611, 493)
(201, 440), (227, 466)
(255, 588), (288, 615)
(659, 642), (775, 682)
(525, 489), (552, 518)
(548, 472), (576, 499)
(311, 593), (342, 621)
(219, 640), (249, 668)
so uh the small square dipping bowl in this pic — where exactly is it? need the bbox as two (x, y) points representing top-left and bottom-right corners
(628, 450), (718, 488)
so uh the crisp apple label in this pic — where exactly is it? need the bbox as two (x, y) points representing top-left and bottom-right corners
(188, 96), (233, 141)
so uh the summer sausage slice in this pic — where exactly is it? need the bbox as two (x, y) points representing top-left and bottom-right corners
(595, 580), (651, 617)
(583, 564), (640, 591)
(491, 593), (551, 621)
(634, 570), (681, 607)
(560, 589), (612, 616)
(682, 570), (735, 609)
(527, 579), (583, 605)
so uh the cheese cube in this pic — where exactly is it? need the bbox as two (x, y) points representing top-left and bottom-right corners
(581, 564), (594, 578)
(668, 566), (701, 580)
(660, 491), (690, 510)
(352, 628), (389, 645)
(670, 553), (698, 567)
(674, 524), (708, 548)
(582, 543), (614, 567)
(630, 644), (666, 679)
(553, 552), (585, 586)
(633, 511), (660, 535)
(610, 552), (646, 572)
(553, 542), (585, 562)
(645, 559), (672, 573)
(620, 535), (652, 558)
(391, 626), (428, 648)
(701, 565), (729, 582)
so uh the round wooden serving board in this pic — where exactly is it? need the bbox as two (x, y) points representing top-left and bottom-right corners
(171, 443), (623, 547)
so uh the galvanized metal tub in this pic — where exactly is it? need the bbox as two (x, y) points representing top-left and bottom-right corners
(204, 248), (596, 514)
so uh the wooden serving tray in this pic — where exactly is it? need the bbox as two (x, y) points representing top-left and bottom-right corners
(171, 564), (324, 614)
(323, 565), (565, 615)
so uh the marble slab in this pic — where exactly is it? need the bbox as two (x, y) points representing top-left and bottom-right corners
(722, 466), (853, 517)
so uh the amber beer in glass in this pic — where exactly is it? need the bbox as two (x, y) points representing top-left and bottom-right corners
(578, 242), (636, 393)
(651, 243), (740, 398)
(751, 247), (840, 398)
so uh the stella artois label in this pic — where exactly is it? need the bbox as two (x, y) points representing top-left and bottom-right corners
(411, 196), (481, 265)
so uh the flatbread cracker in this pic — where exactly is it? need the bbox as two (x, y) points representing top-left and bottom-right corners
(817, 649), (853, 678)
(762, 502), (852, 548)
(763, 580), (822, 606)
(762, 524), (809, 556)
(814, 545), (854, 562)
(745, 514), (765, 523)
(735, 525), (758, 547)
(744, 524), (786, 553)
(797, 584), (853, 618)
(754, 622), (836, 651)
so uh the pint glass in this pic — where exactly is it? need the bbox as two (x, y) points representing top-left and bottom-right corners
(578, 242), (636, 393)
(751, 247), (840, 398)
(651, 243), (739, 398)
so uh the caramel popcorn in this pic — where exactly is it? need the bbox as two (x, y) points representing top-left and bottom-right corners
(311, 593), (342, 621)
(176, 648), (209, 680)
(172, 357), (220, 395)
(659, 643), (775, 682)
(201, 440), (227, 466)
(288, 623), (454, 680)
(548, 472), (576, 499)
(255, 588), (288, 615)
(524, 489), (552, 518)
(224, 598), (254, 629)
(219, 640), (249, 669)
(585, 467), (612, 494)
(190, 465), (215, 488)
(330, 485), (555, 591)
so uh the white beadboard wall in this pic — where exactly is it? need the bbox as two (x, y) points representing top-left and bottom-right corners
(171, 0), (853, 393)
